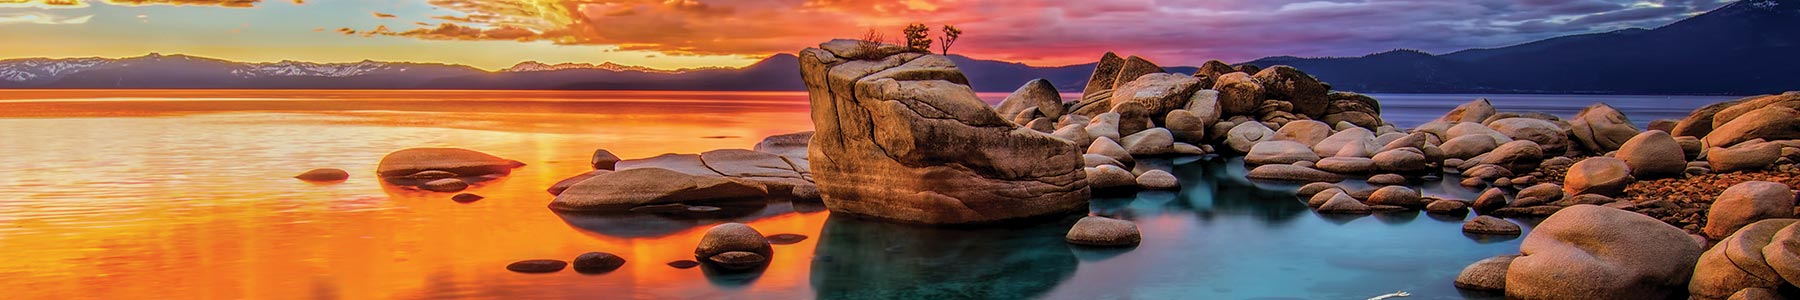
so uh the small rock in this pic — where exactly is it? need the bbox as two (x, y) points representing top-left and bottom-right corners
(1463, 215), (1522, 235)
(1316, 192), (1372, 214)
(766, 234), (809, 245)
(707, 251), (770, 271)
(1087, 165), (1140, 189)
(667, 260), (701, 269)
(506, 259), (568, 273)
(294, 168), (350, 181)
(1367, 174), (1406, 185)
(592, 149), (621, 170)
(1455, 255), (1517, 292)
(451, 193), (483, 202)
(572, 252), (626, 274)
(1426, 200), (1469, 214)
(1563, 157), (1633, 197)
(1297, 182), (1337, 196)
(1368, 186), (1423, 208)
(1462, 177), (1487, 188)
(1247, 164), (1344, 183)
(420, 178), (469, 192)
(1136, 170), (1180, 190)
(1066, 216), (1142, 246)
(1473, 188), (1508, 212)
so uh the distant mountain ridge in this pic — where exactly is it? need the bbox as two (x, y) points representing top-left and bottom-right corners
(0, 0), (1792, 95)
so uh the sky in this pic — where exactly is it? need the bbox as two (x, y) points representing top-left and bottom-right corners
(0, 0), (1736, 70)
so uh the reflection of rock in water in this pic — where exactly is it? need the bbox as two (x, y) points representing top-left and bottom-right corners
(810, 216), (1078, 300)
(1183, 157), (1310, 223)
(551, 200), (790, 238)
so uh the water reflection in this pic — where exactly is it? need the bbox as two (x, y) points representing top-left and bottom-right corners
(809, 216), (1079, 300)
(552, 200), (783, 238)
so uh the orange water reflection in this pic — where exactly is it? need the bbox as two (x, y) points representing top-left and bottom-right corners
(0, 90), (823, 299)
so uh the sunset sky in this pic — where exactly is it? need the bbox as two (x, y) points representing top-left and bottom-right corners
(0, 0), (1734, 70)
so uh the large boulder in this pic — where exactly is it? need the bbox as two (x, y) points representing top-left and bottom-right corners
(1488, 118), (1570, 154)
(1321, 91), (1382, 129)
(694, 223), (773, 270)
(1711, 93), (1800, 131)
(1472, 140), (1545, 173)
(550, 168), (767, 212)
(799, 42), (1090, 224)
(1272, 120), (1332, 146)
(1690, 219), (1798, 300)
(1570, 103), (1641, 153)
(1563, 157), (1633, 197)
(1313, 128), (1376, 157)
(1246, 140), (1322, 165)
(1213, 72), (1263, 116)
(1704, 181), (1798, 239)
(1077, 52), (1126, 112)
(1185, 90), (1224, 126)
(1706, 106), (1800, 148)
(1767, 220), (1800, 286)
(1165, 110), (1208, 143)
(1709, 142), (1782, 173)
(995, 79), (1066, 124)
(1439, 98), (1497, 123)
(1505, 205), (1703, 300)
(1251, 66), (1330, 117)
(1616, 131), (1687, 179)
(754, 132), (813, 158)
(1109, 73), (1202, 121)
(1121, 128), (1176, 156)
(1225, 122), (1275, 153)
(376, 148), (521, 178)
(1672, 98), (1748, 138)
(1440, 135), (1502, 160)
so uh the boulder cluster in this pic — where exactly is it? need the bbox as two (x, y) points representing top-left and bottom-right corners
(548, 147), (821, 213)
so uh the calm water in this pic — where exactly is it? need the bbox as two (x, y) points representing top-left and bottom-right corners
(0, 90), (1738, 300)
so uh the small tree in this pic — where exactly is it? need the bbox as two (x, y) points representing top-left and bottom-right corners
(903, 23), (932, 53)
(854, 28), (887, 58)
(939, 25), (962, 55)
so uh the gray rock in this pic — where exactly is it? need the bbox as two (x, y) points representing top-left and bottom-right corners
(1136, 170), (1180, 190)
(995, 79), (1066, 123)
(753, 132), (813, 158)
(1087, 137), (1134, 164)
(1066, 216), (1142, 246)
(1488, 118), (1569, 154)
(1441, 135), (1502, 160)
(1086, 165), (1139, 190)
(1710, 142), (1782, 173)
(1314, 128), (1377, 157)
(1225, 121), (1275, 153)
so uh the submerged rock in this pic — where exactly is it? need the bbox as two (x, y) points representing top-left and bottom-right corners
(572, 252), (626, 274)
(1065, 216), (1142, 246)
(420, 178), (469, 192)
(799, 42), (1089, 224)
(377, 148), (521, 179)
(1247, 164), (1344, 183)
(294, 168), (349, 181)
(506, 259), (568, 273)
(550, 168), (765, 212)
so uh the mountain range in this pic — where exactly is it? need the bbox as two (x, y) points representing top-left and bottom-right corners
(1, 0), (1793, 95)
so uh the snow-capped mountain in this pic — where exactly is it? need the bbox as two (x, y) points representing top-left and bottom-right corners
(0, 57), (111, 82)
(504, 61), (683, 73)
(236, 60), (403, 78)
(0, 53), (472, 84)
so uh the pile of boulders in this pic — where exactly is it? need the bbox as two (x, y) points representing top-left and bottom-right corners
(374, 147), (525, 193)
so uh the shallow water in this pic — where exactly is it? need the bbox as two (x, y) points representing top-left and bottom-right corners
(0, 90), (1735, 299)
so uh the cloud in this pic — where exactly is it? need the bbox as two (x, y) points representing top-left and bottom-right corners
(373, 12), (396, 18)
(354, 0), (1735, 65)
(0, 11), (92, 24)
(0, 0), (301, 8)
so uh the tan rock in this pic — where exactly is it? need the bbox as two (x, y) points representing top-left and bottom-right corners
(1506, 205), (1702, 300)
(1563, 157), (1634, 197)
(1704, 182), (1798, 239)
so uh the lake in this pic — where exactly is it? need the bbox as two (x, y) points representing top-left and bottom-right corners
(0, 90), (1738, 300)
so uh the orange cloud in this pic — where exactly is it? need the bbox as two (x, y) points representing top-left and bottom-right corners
(358, 0), (944, 56)
(0, 0), (301, 8)
(373, 12), (396, 18)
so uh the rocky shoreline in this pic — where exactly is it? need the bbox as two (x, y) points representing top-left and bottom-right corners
(299, 39), (1800, 299)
